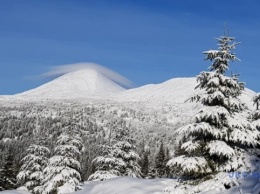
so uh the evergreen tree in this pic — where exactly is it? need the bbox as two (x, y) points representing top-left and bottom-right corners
(174, 136), (187, 157)
(0, 153), (17, 190)
(147, 165), (157, 179)
(141, 151), (149, 177)
(88, 145), (124, 181)
(17, 144), (50, 194)
(0, 169), (3, 191)
(167, 33), (260, 179)
(170, 137), (187, 177)
(253, 93), (260, 110)
(252, 93), (260, 130)
(164, 147), (170, 178)
(155, 142), (165, 177)
(42, 131), (83, 194)
(112, 139), (142, 177)
(89, 126), (141, 181)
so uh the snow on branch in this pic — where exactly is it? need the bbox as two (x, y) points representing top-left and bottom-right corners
(88, 170), (119, 181)
(206, 140), (234, 158)
(195, 106), (230, 125)
(167, 155), (211, 174)
(226, 114), (259, 147)
(230, 128), (259, 147)
(181, 141), (200, 153)
(176, 122), (220, 138)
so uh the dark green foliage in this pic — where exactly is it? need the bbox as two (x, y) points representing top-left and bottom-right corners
(253, 111), (260, 120)
(253, 94), (260, 110)
(0, 169), (4, 191)
(164, 147), (171, 177)
(0, 153), (17, 190)
(155, 142), (166, 177)
(174, 137), (187, 157)
(141, 151), (149, 177)
(147, 165), (157, 179)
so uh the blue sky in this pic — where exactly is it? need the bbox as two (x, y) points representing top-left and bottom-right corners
(0, 0), (260, 94)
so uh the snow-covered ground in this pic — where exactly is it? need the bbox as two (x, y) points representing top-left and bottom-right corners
(0, 189), (30, 194)
(80, 177), (207, 194)
(2, 175), (260, 194)
(79, 177), (172, 194)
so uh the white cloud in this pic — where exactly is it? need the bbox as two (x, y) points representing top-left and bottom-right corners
(42, 62), (133, 88)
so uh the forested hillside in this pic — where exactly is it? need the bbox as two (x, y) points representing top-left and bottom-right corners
(0, 99), (195, 183)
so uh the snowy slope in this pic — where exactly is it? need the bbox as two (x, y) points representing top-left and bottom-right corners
(78, 177), (172, 194)
(28, 176), (260, 194)
(3, 175), (260, 194)
(0, 189), (30, 194)
(75, 176), (260, 194)
(114, 77), (198, 103)
(15, 69), (125, 99)
(53, 174), (260, 194)
(114, 77), (256, 109)
(4, 72), (256, 109)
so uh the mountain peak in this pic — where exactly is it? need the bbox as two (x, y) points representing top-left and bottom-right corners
(15, 68), (125, 99)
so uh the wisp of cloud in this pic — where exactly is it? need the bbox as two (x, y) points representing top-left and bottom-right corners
(42, 62), (133, 88)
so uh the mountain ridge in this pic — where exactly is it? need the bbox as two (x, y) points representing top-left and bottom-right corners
(0, 69), (256, 110)
(14, 69), (125, 99)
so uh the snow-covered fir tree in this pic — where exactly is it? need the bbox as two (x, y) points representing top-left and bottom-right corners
(167, 34), (260, 179)
(88, 145), (125, 181)
(89, 126), (141, 181)
(164, 147), (170, 177)
(252, 93), (260, 130)
(0, 167), (4, 191)
(140, 151), (149, 178)
(42, 130), (83, 194)
(17, 143), (50, 194)
(253, 93), (260, 110)
(0, 153), (17, 190)
(155, 142), (166, 177)
(113, 139), (141, 178)
(174, 136), (187, 157)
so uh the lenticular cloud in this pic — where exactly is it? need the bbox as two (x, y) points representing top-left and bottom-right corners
(42, 62), (132, 88)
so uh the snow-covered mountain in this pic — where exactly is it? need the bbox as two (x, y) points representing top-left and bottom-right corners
(114, 77), (256, 109)
(114, 77), (199, 103)
(15, 69), (125, 99)
(2, 69), (255, 110)
(14, 74), (201, 102)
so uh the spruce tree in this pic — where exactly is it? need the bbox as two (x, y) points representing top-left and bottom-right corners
(155, 142), (166, 177)
(88, 145), (125, 181)
(253, 93), (260, 110)
(167, 33), (260, 179)
(252, 93), (260, 130)
(170, 137), (187, 177)
(0, 153), (17, 190)
(42, 131), (83, 194)
(174, 136), (187, 157)
(141, 151), (149, 178)
(147, 165), (157, 179)
(17, 144), (50, 194)
(89, 126), (141, 181)
(0, 169), (4, 191)
(164, 147), (170, 178)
